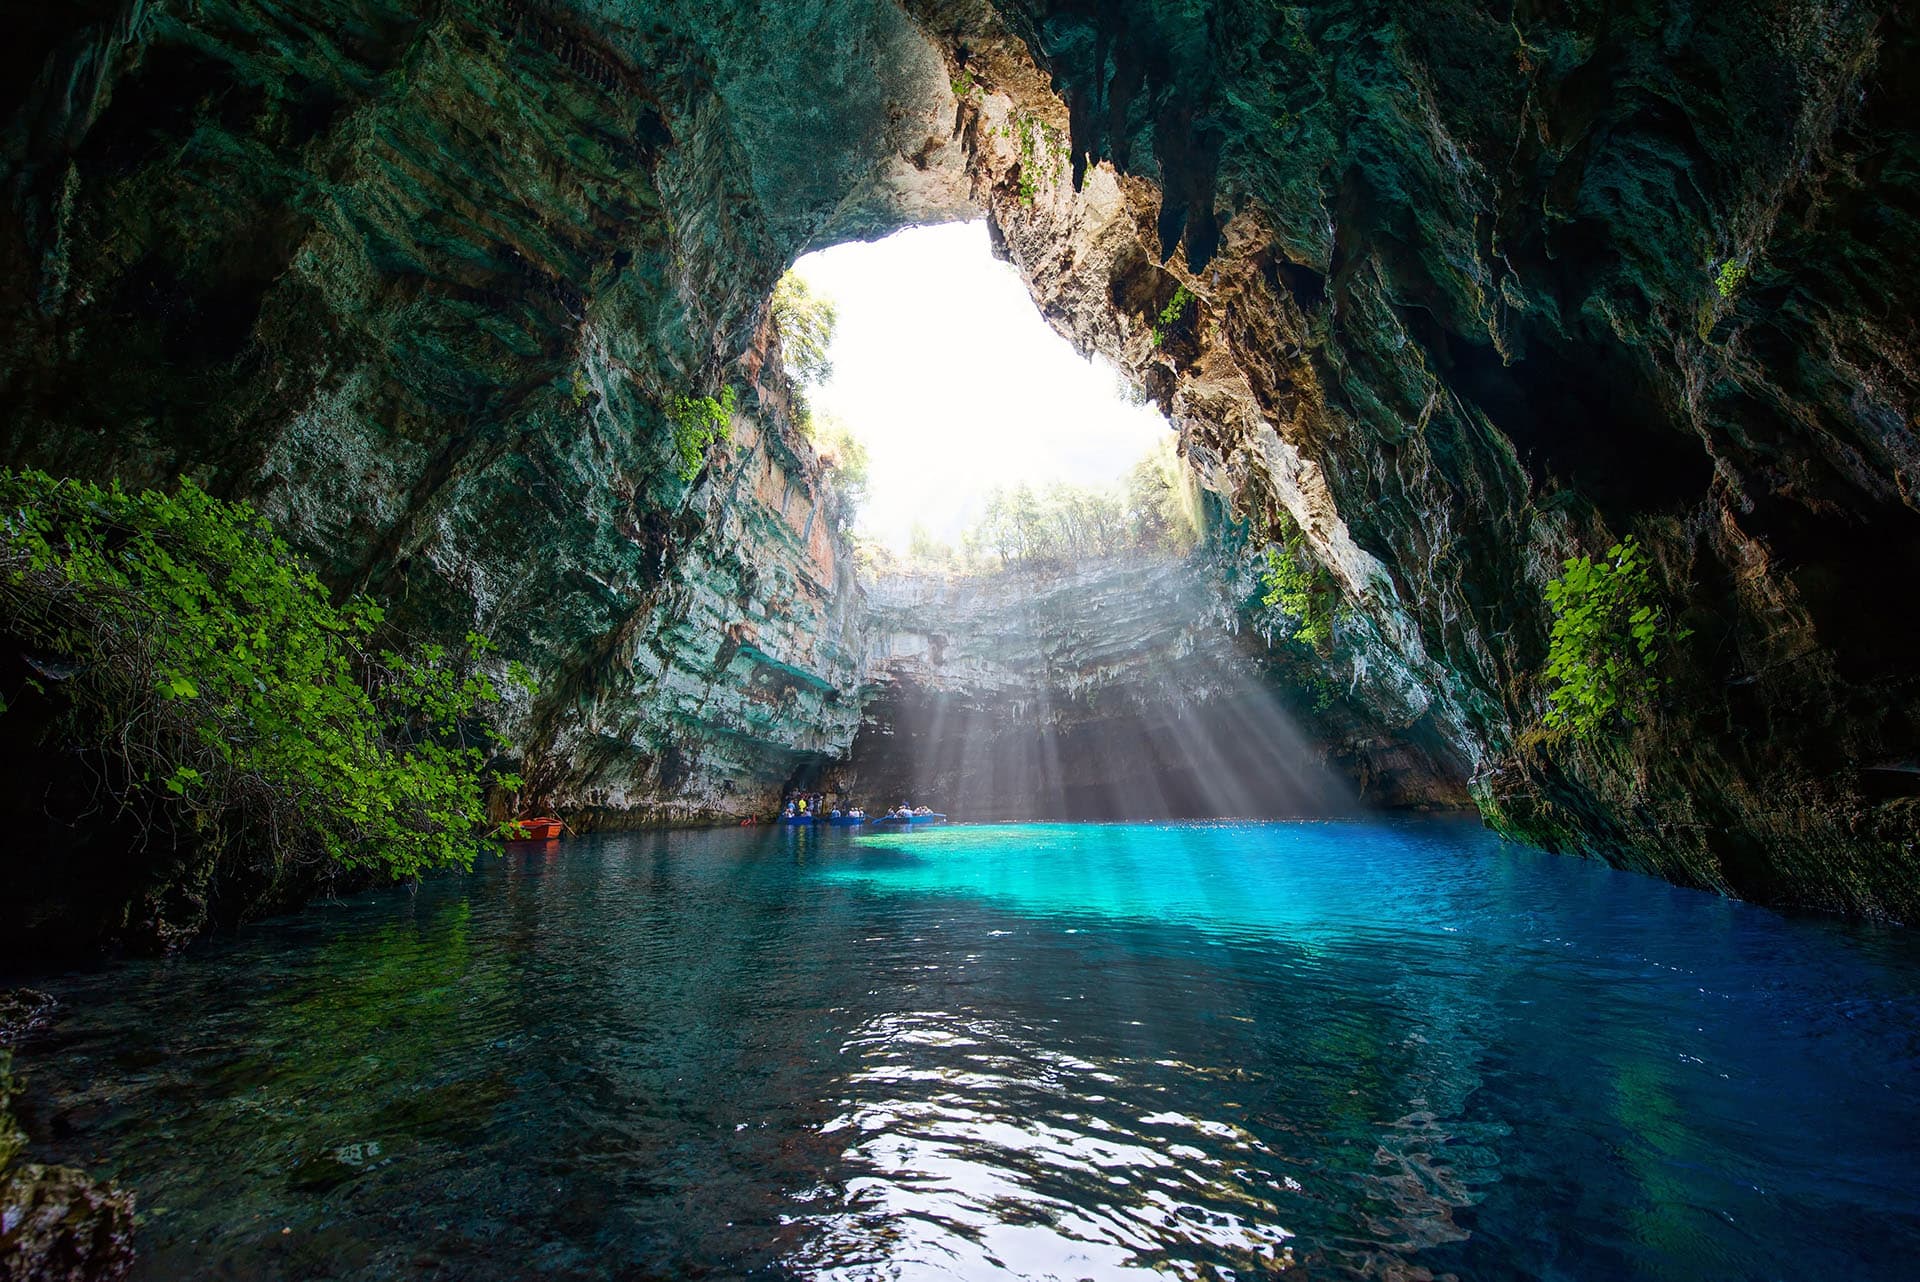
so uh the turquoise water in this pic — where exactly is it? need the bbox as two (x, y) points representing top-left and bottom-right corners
(12, 819), (1920, 1279)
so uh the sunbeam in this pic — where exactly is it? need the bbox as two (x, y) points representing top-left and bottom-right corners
(847, 561), (1351, 822)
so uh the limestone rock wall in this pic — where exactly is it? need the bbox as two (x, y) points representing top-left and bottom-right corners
(0, 0), (973, 826)
(905, 0), (1920, 917)
(844, 556), (1471, 817)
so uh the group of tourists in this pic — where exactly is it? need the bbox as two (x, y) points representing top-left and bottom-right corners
(778, 795), (937, 822)
(782, 793), (825, 819)
(780, 794), (868, 821)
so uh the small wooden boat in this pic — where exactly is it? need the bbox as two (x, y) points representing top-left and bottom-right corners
(828, 815), (867, 826)
(872, 812), (947, 827)
(779, 813), (819, 826)
(511, 816), (565, 841)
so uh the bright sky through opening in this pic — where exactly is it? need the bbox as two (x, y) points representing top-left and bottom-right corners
(789, 222), (1170, 554)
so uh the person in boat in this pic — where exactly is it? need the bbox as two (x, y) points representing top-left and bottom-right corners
(913, 805), (931, 815)
(782, 800), (796, 818)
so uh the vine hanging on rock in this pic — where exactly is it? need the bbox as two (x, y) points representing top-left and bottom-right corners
(1540, 535), (1689, 739)
(667, 386), (737, 482)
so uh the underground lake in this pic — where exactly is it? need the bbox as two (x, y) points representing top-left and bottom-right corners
(6, 0), (1920, 1277)
(10, 820), (1920, 1280)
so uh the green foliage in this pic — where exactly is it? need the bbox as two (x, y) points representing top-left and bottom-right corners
(950, 68), (977, 97)
(771, 272), (837, 388)
(1713, 258), (1748, 299)
(666, 386), (736, 482)
(858, 439), (1200, 576)
(812, 412), (870, 519)
(957, 440), (1201, 572)
(974, 499), (1092, 566)
(1260, 530), (1336, 654)
(908, 522), (954, 567)
(1125, 435), (1204, 554)
(1153, 286), (1193, 346)
(569, 367), (592, 407)
(0, 471), (526, 880)
(1541, 535), (1687, 738)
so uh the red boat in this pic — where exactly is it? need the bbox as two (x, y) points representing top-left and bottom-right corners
(511, 816), (565, 841)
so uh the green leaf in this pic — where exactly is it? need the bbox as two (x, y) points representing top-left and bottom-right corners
(1535, 534), (1679, 740)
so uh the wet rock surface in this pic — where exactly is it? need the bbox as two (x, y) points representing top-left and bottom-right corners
(0, 996), (56, 1050)
(0, 1163), (136, 1282)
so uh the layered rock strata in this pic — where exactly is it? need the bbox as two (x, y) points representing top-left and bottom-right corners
(846, 555), (1470, 817)
(1, 0), (966, 836)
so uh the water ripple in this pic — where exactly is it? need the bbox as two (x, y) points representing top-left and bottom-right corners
(7, 821), (1919, 1280)
(791, 1008), (1297, 1279)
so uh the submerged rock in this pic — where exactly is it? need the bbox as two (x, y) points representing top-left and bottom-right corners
(0, 1163), (136, 1282)
(0, 996), (55, 1049)
(0, 1053), (135, 1282)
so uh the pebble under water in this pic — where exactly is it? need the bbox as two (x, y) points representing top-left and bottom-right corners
(11, 820), (1920, 1280)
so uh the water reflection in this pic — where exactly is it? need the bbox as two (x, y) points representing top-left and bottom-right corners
(791, 1008), (1297, 1279)
(8, 822), (1920, 1281)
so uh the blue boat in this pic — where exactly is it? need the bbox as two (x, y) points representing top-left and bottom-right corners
(872, 812), (947, 828)
(828, 815), (866, 827)
(779, 813), (818, 826)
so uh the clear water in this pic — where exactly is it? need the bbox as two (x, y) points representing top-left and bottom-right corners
(11, 820), (1920, 1280)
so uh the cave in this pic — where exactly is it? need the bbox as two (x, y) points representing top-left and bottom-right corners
(2, 2), (1918, 1278)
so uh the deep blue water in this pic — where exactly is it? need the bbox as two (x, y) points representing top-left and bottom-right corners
(12, 819), (1920, 1280)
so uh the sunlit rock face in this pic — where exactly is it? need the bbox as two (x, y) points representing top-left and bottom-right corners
(844, 558), (1471, 818)
(0, 0), (970, 825)
(915, 0), (1920, 916)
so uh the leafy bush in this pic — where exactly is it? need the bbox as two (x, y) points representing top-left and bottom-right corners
(1260, 531), (1335, 653)
(1542, 535), (1686, 738)
(666, 386), (736, 482)
(908, 522), (954, 567)
(1125, 436), (1203, 553)
(1713, 258), (1748, 299)
(913, 441), (1203, 573)
(770, 273), (837, 389)
(811, 412), (870, 518)
(0, 470), (526, 880)
(1010, 114), (1066, 206)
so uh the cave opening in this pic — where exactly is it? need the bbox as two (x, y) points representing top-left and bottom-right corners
(773, 221), (1352, 821)
(781, 219), (1169, 562)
